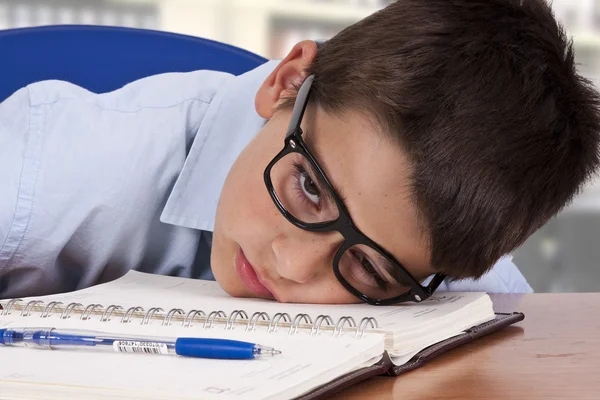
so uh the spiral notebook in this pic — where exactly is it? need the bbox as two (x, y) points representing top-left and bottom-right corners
(0, 270), (524, 400)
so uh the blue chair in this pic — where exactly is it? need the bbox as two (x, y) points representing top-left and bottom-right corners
(0, 25), (268, 102)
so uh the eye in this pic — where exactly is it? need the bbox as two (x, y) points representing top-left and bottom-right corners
(352, 251), (388, 289)
(299, 170), (321, 205)
(292, 162), (322, 207)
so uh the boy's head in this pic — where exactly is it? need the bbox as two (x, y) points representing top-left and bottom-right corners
(211, 0), (600, 304)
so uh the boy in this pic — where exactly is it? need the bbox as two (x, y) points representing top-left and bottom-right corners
(0, 0), (599, 303)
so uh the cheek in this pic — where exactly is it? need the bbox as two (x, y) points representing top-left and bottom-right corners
(284, 278), (364, 304)
(211, 145), (278, 293)
(216, 144), (282, 246)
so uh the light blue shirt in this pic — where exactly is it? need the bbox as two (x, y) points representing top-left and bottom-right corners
(0, 60), (532, 299)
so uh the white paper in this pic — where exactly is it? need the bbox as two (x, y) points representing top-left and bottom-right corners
(0, 310), (385, 400)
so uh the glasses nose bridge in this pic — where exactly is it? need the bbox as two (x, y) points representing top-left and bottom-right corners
(288, 215), (358, 262)
(328, 217), (360, 245)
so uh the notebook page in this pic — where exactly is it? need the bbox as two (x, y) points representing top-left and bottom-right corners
(0, 313), (385, 400)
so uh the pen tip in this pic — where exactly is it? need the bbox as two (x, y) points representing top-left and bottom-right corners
(254, 345), (282, 358)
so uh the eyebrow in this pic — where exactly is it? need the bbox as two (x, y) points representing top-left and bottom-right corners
(302, 128), (351, 210)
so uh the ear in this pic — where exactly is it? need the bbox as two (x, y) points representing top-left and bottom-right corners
(255, 40), (318, 119)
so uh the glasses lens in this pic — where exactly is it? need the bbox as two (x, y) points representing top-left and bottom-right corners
(269, 152), (340, 224)
(338, 244), (413, 301)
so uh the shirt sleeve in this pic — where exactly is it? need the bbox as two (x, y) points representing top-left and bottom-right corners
(0, 71), (225, 299)
(0, 87), (33, 296)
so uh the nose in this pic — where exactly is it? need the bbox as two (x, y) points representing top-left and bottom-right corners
(271, 228), (342, 284)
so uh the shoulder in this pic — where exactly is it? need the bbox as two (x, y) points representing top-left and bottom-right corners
(438, 256), (533, 293)
(0, 70), (234, 280)
(25, 69), (232, 110)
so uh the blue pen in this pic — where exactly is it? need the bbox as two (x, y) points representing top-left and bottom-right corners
(0, 327), (281, 360)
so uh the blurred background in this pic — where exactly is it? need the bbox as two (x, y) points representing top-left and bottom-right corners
(0, 0), (599, 293)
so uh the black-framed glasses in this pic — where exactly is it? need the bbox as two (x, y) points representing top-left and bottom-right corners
(263, 74), (446, 305)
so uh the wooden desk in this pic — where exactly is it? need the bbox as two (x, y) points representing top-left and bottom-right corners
(332, 293), (600, 400)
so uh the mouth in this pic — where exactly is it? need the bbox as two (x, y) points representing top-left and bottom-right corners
(235, 248), (276, 300)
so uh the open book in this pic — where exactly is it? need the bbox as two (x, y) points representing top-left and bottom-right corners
(0, 271), (523, 400)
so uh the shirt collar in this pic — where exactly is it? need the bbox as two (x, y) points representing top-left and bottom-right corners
(160, 60), (279, 231)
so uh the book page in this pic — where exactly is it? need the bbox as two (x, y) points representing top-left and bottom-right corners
(0, 311), (385, 400)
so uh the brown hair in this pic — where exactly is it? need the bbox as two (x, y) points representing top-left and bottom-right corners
(281, 0), (600, 278)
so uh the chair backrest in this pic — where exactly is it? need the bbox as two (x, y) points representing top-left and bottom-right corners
(0, 25), (268, 102)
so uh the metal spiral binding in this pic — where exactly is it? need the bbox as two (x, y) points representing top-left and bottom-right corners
(0, 299), (381, 338)
(333, 316), (357, 338)
(41, 301), (64, 318)
(81, 304), (102, 320)
(141, 308), (164, 325)
(183, 310), (206, 328)
(21, 300), (44, 317)
(121, 307), (144, 324)
(355, 317), (379, 339)
(204, 310), (227, 329)
(2, 298), (23, 315)
(310, 315), (335, 336)
(289, 314), (312, 335)
(246, 312), (270, 332)
(225, 310), (249, 330)
(61, 303), (83, 319)
(101, 305), (124, 322)
(268, 313), (291, 333)
(163, 308), (185, 327)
